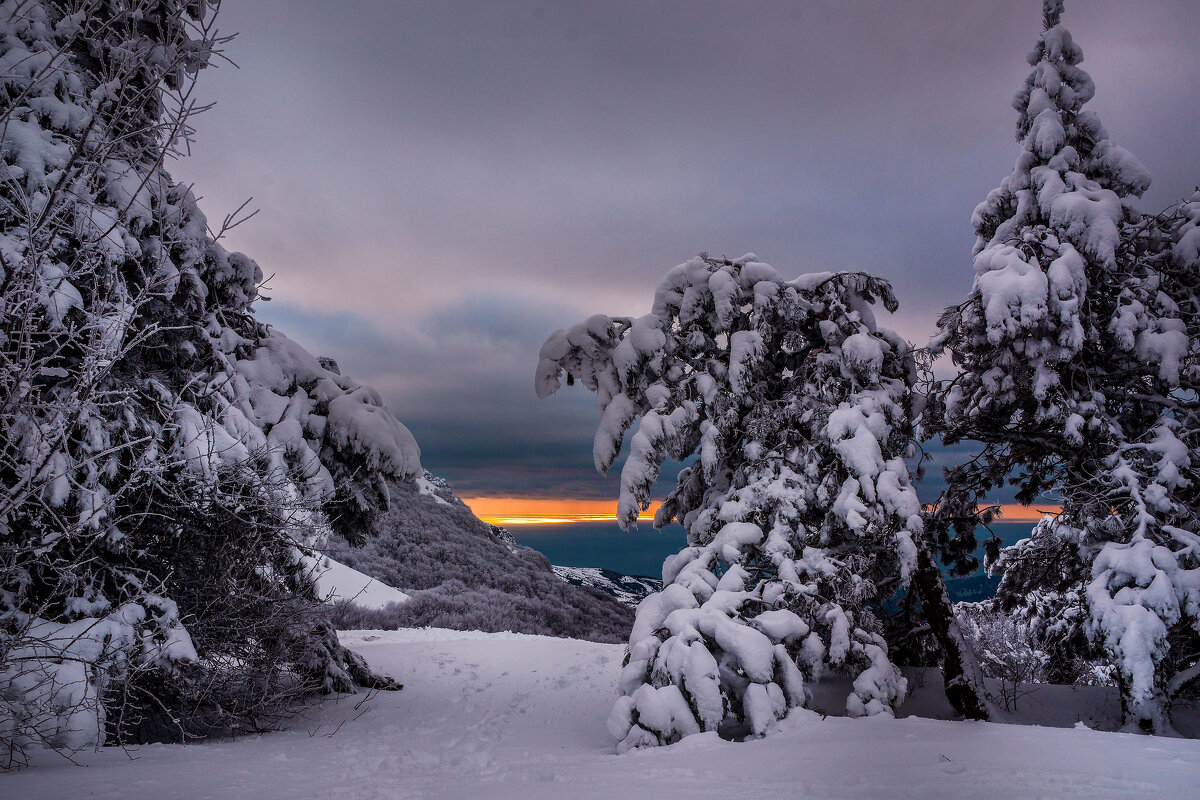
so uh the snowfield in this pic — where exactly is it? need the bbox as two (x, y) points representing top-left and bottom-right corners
(7, 629), (1199, 799)
(308, 555), (411, 609)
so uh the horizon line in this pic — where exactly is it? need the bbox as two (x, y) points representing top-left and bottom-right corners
(463, 497), (1059, 527)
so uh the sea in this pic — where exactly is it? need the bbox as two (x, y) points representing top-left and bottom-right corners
(510, 521), (1037, 603)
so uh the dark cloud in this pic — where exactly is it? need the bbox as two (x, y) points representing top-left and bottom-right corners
(259, 295), (684, 500)
(179, 1), (1199, 501)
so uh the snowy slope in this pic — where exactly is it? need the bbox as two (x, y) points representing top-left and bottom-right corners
(8, 629), (1199, 799)
(306, 555), (410, 609)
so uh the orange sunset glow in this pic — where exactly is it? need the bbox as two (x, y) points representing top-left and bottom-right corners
(462, 497), (662, 525)
(463, 497), (1059, 526)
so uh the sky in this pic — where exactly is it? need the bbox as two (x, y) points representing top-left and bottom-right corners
(176, 0), (1200, 512)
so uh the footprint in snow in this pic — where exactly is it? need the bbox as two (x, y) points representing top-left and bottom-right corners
(939, 756), (966, 775)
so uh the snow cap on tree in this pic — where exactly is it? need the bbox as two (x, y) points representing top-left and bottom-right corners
(949, 0), (1151, 378)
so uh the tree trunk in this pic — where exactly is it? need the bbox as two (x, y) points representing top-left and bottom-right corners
(912, 538), (990, 720)
(1121, 668), (1176, 735)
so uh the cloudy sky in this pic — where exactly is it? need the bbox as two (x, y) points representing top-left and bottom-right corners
(177, 0), (1199, 509)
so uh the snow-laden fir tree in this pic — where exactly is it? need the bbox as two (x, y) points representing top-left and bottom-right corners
(0, 1), (420, 758)
(986, 193), (1200, 727)
(928, 0), (1199, 732)
(537, 255), (982, 750)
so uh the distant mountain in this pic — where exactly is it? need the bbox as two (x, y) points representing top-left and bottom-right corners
(322, 472), (635, 643)
(552, 567), (662, 607)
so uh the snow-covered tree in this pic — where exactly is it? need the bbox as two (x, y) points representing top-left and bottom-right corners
(927, 0), (1199, 732)
(0, 1), (419, 760)
(988, 195), (1200, 728)
(537, 254), (983, 750)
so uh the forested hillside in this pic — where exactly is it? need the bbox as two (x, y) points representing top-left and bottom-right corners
(324, 475), (634, 642)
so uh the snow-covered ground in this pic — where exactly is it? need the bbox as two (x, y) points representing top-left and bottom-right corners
(7, 629), (1199, 799)
(307, 555), (410, 609)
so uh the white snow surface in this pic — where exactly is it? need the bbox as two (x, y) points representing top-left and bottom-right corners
(307, 555), (410, 609)
(415, 474), (452, 505)
(8, 628), (1199, 799)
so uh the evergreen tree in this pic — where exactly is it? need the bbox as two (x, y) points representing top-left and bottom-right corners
(538, 254), (982, 750)
(928, 0), (1199, 732)
(0, 1), (419, 759)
